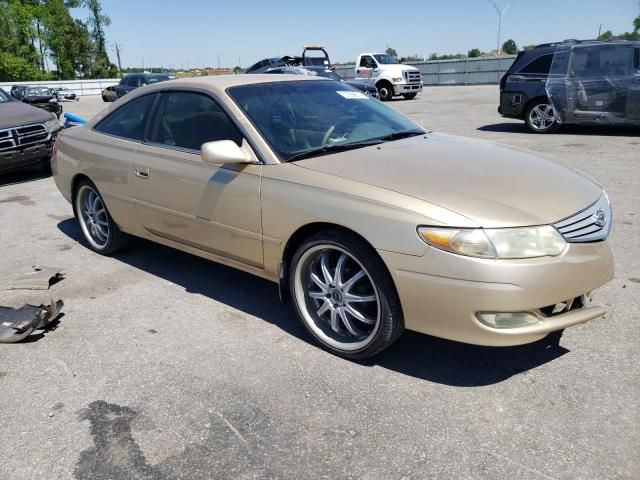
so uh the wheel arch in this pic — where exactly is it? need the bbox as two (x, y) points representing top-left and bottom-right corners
(70, 173), (92, 216)
(278, 222), (398, 305)
(524, 95), (552, 115)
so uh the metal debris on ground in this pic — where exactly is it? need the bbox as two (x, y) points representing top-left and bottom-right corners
(0, 299), (64, 343)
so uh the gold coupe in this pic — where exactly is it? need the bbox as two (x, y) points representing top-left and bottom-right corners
(52, 75), (614, 359)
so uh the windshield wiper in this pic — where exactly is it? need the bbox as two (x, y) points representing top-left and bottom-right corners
(378, 129), (425, 142)
(287, 140), (383, 162)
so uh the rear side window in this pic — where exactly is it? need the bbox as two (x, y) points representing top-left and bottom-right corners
(518, 54), (553, 75)
(147, 91), (243, 151)
(571, 46), (634, 77)
(360, 56), (375, 68)
(94, 94), (156, 140)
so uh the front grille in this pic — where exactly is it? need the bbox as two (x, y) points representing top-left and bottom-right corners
(0, 123), (49, 152)
(539, 294), (590, 317)
(405, 71), (422, 84)
(553, 194), (612, 243)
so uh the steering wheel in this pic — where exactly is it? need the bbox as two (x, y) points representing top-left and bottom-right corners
(321, 125), (335, 146)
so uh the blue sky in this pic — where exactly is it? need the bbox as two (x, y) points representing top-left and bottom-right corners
(73, 0), (639, 68)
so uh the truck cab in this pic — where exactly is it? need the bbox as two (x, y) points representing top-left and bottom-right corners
(355, 53), (423, 101)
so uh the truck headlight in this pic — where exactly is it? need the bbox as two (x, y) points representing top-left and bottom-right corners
(44, 117), (60, 132)
(392, 77), (403, 83)
(418, 225), (566, 259)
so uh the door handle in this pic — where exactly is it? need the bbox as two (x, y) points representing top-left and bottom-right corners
(134, 166), (150, 179)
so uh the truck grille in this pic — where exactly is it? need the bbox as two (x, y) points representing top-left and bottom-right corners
(404, 71), (422, 84)
(553, 194), (612, 243)
(0, 123), (49, 152)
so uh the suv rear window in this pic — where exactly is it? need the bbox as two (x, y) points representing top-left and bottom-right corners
(518, 54), (553, 75)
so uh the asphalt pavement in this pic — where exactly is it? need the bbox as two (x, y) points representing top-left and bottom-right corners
(0, 87), (638, 480)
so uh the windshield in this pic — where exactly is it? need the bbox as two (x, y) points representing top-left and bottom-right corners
(26, 87), (51, 96)
(373, 54), (399, 65)
(147, 76), (168, 84)
(313, 69), (343, 81)
(228, 80), (424, 162)
(0, 89), (11, 103)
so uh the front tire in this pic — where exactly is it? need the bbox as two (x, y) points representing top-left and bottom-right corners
(290, 230), (403, 360)
(74, 180), (128, 255)
(376, 82), (394, 101)
(403, 93), (417, 100)
(525, 100), (559, 133)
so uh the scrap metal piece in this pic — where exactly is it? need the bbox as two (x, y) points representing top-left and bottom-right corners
(0, 299), (64, 343)
(3, 266), (65, 291)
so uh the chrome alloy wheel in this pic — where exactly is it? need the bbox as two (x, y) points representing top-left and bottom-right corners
(76, 185), (110, 249)
(528, 103), (556, 131)
(294, 245), (381, 351)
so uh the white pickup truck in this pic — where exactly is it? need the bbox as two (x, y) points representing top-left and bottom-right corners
(355, 53), (423, 101)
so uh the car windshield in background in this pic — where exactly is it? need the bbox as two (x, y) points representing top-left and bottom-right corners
(0, 90), (11, 103)
(228, 80), (424, 162)
(373, 54), (399, 64)
(314, 70), (343, 81)
(26, 87), (51, 96)
(148, 76), (168, 84)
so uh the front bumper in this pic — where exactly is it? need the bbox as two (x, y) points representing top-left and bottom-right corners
(393, 83), (423, 95)
(0, 139), (54, 173)
(378, 240), (614, 346)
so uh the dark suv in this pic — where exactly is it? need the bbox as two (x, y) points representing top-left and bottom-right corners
(115, 73), (170, 98)
(499, 39), (640, 133)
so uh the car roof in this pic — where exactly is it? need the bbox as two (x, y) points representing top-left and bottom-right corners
(141, 74), (324, 94)
(533, 39), (640, 49)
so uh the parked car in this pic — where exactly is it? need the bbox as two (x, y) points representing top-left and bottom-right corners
(101, 85), (118, 102)
(0, 88), (61, 173)
(52, 75), (613, 360)
(51, 86), (78, 101)
(10, 85), (62, 118)
(252, 64), (378, 97)
(115, 73), (171, 98)
(355, 53), (423, 101)
(245, 46), (333, 74)
(499, 39), (640, 133)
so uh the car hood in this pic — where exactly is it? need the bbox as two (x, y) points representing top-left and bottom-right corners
(294, 133), (602, 227)
(0, 101), (54, 129)
(23, 95), (55, 103)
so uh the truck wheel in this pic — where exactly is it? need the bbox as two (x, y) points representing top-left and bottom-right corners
(403, 93), (417, 100)
(377, 82), (394, 101)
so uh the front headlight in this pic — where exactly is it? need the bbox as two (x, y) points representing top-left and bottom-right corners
(418, 225), (566, 259)
(44, 117), (60, 132)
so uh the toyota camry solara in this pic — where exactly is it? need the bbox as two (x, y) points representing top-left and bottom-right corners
(52, 75), (614, 359)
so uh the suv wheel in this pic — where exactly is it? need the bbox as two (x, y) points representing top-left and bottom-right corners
(377, 82), (394, 101)
(525, 100), (559, 133)
(290, 230), (404, 360)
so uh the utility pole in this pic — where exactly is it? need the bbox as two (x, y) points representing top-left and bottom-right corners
(598, 24), (603, 38)
(217, 53), (220, 70)
(114, 43), (123, 77)
(488, 0), (514, 82)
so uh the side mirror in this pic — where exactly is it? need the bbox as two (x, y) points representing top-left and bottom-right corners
(201, 140), (252, 165)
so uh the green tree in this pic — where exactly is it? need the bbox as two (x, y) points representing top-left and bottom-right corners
(385, 46), (398, 58)
(467, 48), (482, 58)
(233, 66), (243, 74)
(634, 15), (640, 32)
(502, 39), (518, 55)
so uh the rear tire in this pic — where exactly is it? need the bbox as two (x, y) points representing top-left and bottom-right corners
(525, 99), (559, 134)
(74, 180), (129, 255)
(403, 93), (417, 100)
(376, 82), (394, 101)
(290, 230), (404, 360)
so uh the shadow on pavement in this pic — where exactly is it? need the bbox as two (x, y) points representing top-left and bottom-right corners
(58, 218), (569, 387)
(478, 122), (640, 136)
(0, 165), (50, 187)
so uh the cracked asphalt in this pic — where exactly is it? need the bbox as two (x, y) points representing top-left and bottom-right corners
(0, 87), (638, 479)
